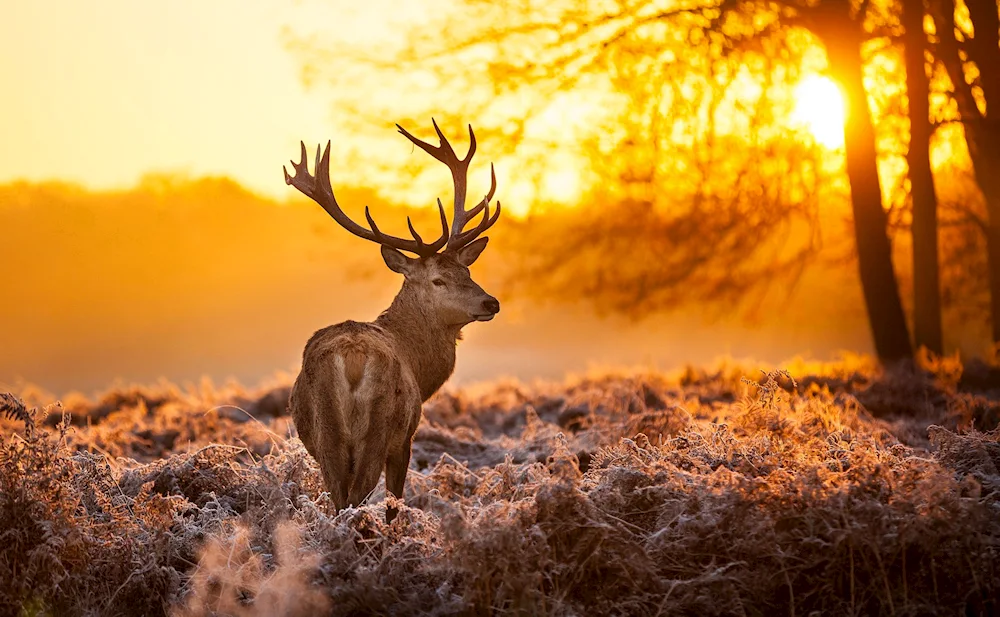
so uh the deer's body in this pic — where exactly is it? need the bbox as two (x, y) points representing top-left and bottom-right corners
(284, 121), (501, 521)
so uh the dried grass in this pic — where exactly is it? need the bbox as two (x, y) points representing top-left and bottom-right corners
(2, 356), (999, 616)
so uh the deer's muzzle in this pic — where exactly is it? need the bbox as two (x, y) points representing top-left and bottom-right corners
(474, 296), (500, 321)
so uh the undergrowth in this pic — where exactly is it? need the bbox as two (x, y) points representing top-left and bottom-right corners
(2, 355), (999, 616)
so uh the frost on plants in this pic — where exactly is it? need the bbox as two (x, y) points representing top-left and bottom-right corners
(1, 356), (999, 615)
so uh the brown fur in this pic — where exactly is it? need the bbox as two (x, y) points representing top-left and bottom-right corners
(342, 349), (367, 388)
(289, 248), (498, 522)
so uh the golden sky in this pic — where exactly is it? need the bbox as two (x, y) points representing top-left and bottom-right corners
(0, 1), (404, 199)
(2, 1), (849, 205)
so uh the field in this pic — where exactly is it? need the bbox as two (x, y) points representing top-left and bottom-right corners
(2, 355), (1000, 616)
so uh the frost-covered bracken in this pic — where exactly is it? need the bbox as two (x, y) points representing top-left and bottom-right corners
(1, 356), (999, 616)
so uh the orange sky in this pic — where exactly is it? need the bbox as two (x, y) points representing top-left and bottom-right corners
(0, 1), (405, 199)
(4, 1), (944, 395)
(1, 1), (850, 206)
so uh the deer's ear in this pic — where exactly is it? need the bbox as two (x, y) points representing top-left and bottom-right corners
(456, 237), (489, 266)
(381, 245), (414, 275)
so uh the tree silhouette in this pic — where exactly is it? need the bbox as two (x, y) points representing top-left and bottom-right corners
(931, 0), (1000, 343)
(902, 0), (944, 354)
(802, 0), (913, 360)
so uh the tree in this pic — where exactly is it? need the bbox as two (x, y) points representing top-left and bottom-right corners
(902, 0), (944, 353)
(931, 0), (1000, 342)
(801, 0), (914, 360)
(291, 0), (917, 361)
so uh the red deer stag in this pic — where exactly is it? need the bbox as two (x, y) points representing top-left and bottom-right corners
(284, 120), (501, 522)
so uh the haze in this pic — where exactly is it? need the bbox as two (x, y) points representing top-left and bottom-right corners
(1, 0), (990, 397)
(0, 1), (374, 198)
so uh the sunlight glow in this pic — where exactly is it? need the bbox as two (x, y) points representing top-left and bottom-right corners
(791, 75), (846, 149)
(542, 167), (582, 204)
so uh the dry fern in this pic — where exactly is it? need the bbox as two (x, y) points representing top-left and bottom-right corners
(0, 392), (31, 425)
(0, 359), (998, 616)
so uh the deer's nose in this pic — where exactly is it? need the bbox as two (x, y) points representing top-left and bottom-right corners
(482, 297), (500, 314)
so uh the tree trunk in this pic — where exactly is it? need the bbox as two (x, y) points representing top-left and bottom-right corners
(933, 0), (1000, 341)
(964, 0), (1000, 116)
(819, 24), (914, 362)
(965, 0), (1000, 342)
(902, 0), (944, 354)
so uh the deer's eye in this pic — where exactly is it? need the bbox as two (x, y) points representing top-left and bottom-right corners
(432, 278), (446, 287)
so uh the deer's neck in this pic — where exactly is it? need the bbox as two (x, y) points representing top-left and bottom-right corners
(375, 285), (462, 402)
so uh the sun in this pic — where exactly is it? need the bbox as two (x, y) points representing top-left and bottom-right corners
(791, 75), (846, 149)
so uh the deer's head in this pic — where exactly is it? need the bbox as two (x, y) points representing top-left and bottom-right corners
(380, 241), (498, 325)
(284, 120), (501, 326)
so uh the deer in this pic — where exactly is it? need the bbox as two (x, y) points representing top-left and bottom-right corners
(283, 120), (501, 523)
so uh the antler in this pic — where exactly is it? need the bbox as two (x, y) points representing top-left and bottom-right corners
(396, 119), (501, 253)
(284, 141), (449, 257)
